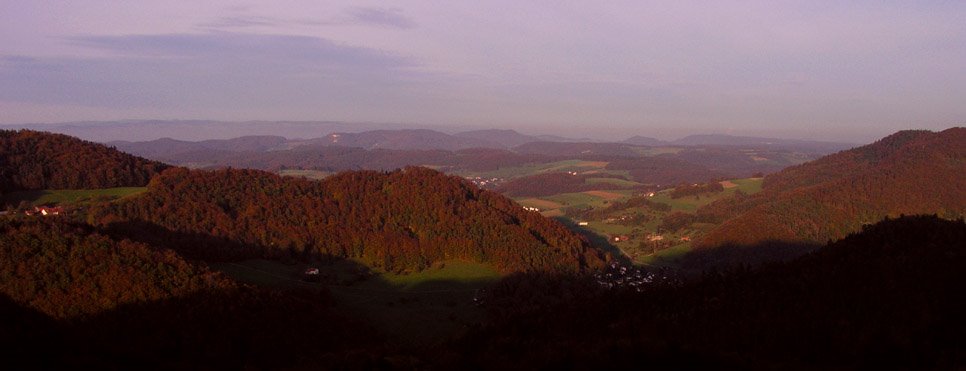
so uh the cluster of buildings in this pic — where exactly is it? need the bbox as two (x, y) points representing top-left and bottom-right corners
(593, 262), (669, 292)
(523, 206), (541, 212)
(464, 176), (504, 189)
(22, 206), (64, 216)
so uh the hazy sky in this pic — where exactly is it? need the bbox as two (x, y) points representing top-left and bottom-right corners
(1, 1), (963, 141)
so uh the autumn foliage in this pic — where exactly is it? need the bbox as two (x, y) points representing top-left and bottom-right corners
(695, 128), (966, 251)
(0, 129), (167, 193)
(0, 217), (233, 319)
(96, 167), (606, 273)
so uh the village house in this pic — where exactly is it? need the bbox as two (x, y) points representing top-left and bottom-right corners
(648, 235), (664, 242)
(612, 235), (630, 242)
(577, 221), (589, 226)
(24, 206), (64, 216)
(680, 236), (691, 242)
(304, 267), (320, 275)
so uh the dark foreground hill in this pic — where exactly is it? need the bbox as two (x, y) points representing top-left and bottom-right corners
(94, 166), (606, 273)
(450, 215), (966, 369)
(0, 129), (167, 193)
(0, 219), (382, 370)
(0, 217), (233, 319)
(693, 128), (965, 263)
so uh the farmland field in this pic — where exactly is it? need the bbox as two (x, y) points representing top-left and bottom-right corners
(0, 187), (147, 206)
(458, 159), (613, 179)
(517, 198), (564, 210)
(278, 169), (333, 180)
(585, 177), (642, 187)
(582, 190), (624, 200)
(509, 177), (764, 267)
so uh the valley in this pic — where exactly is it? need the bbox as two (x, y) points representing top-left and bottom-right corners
(1, 128), (963, 369)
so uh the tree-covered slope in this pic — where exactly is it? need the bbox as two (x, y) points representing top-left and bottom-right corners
(0, 218), (233, 319)
(97, 167), (607, 273)
(0, 129), (168, 193)
(695, 128), (965, 254)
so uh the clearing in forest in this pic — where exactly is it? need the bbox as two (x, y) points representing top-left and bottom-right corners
(582, 190), (623, 200)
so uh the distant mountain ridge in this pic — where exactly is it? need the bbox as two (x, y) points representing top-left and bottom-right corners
(110, 136), (288, 158)
(622, 136), (668, 146)
(454, 129), (543, 148)
(672, 134), (855, 153)
(310, 129), (504, 151)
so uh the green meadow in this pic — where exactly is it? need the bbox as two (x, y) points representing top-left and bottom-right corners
(1, 187), (147, 206)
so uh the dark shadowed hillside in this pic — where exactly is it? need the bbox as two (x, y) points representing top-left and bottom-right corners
(694, 128), (965, 260)
(451, 215), (966, 369)
(0, 130), (168, 193)
(0, 218), (233, 319)
(95, 167), (606, 273)
(0, 219), (380, 369)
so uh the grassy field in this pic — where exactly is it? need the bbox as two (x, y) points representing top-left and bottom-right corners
(0, 187), (147, 206)
(731, 177), (764, 194)
(629, 146), (685, 156)
(585, 177), (642, 187)
(458, 159), (613, 179)
(542, 191), (627, 208)
(638, 243), (693, 267)
(532, 177), (763, 266)
(212, 258), (500, 347)
(278, 169), (334, 180)
(517, 198), (564, 210)
(650, 177), (764, 212)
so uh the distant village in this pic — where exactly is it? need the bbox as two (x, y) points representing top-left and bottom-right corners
(0, 205), (66, 217)
(464, 176), (505, 189)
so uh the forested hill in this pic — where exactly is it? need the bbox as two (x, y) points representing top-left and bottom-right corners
(0, 218), (234, 319)
(0, 130), (168, 193)
(695, 127), (965, 256)
(0, 218), (379, 369)
(96, 167), (606, 273)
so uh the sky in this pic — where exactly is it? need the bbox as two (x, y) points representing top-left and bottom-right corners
(1, 1), (964, 142)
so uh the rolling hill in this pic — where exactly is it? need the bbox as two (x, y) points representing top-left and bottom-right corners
(622, 135), (668, 146)
(693, 128), (965, 261)
(454, 129), (543, 148)
(0, 217), (234, 319)
(311, 129), (503, 151)
(0, 129), (168, 194)
(672, 134), (855, 153)
(110, 135), (288, 158)
(95, 166), (607, 273)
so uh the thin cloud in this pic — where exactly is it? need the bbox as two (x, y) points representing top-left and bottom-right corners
(345, 7), (415, 29)
(196, 7), (415, 31)
(0, 32), (426, 110)
(65, 32), (413, 68)
(198, 16), (279, 29)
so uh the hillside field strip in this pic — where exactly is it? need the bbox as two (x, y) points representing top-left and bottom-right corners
(0, 187), (148, 206)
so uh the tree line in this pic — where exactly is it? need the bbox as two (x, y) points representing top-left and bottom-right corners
(93, 167), (607, 273)
(0, 129), (167, 194)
